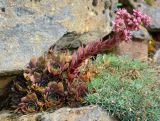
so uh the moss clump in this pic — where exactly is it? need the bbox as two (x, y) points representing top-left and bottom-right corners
(86, 54), (160, 121)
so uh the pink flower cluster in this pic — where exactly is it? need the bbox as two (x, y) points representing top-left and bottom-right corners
(113, 9), (151, 42)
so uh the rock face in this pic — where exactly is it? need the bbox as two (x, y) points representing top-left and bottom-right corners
(131, 27), (151, 41)
(0, 0), (116, 73)
(0, 0), (117, 96)
(154, 49), (160, 65)
(139, 4), (160, 32)
(0, 105), (114, 121)
(115, 40), (148, 60)
(54, 31), (106, 50)
(115, 27), (150, 60)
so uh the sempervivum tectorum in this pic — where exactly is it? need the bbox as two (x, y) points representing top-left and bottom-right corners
(47, 60), (69, 76)
(23, 55), (48, 85)
(44, 82), (65, 108)
(67, 80), (88, 102)
(18, 93), (44, 113)
(47, 50), (71, 76)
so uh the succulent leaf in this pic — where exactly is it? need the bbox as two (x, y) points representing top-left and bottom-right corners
(19, 93), (39, 113)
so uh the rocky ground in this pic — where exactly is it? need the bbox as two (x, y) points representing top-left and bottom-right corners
(0, 105), (115, 121)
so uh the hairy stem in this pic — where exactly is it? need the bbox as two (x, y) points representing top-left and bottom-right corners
(69, 36), (118, 76)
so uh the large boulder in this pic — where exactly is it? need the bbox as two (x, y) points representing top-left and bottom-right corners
(115, 40), (148, 60)
(131, 27), (151, 41)
(0, 0), (117, 96)
(139, 4), (160, 32)
(0, 105), (114, 121)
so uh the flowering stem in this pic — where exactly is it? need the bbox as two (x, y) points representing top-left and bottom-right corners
(69, 36), (117, 76)
(69, 9), (151, 78)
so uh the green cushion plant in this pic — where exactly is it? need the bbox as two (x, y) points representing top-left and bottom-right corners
(86, 54), (160, 121)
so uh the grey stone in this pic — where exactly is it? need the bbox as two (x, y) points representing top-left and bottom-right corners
(15, 7), (35, 16)
(0, 0), (117, 73)
(54, 31), (104, 50)
(139, 4), (160, 32)
(131, 27), (151, 41)
(0, 20), (67, 73)
(154, 49), (160, 65)
(0, 105), (114, 121)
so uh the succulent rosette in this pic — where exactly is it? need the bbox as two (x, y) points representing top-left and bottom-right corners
(18, 93), (43, 113)
(47, 51), (70, 76)
(67, 80), (88, 101)
(24, 71), (42, 85)
(44, 82), (65, 108)
(47, 61), (62, 76)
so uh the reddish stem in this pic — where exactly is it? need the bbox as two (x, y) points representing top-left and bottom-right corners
(69, 36), (118, 78)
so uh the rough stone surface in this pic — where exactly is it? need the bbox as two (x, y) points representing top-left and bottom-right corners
(154, 49), (160, 65)
(54, 31), (105, 50)
(0, 0), (116, 73)
(0, 0), (117, 96)
(0, 105), (114, 121)
(115, 40), (148, 60)
(139, 4), (160, 32)
(131, 27), (151, 41)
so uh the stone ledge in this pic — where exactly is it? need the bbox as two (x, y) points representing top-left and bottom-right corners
(0, 105), (114, 121)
